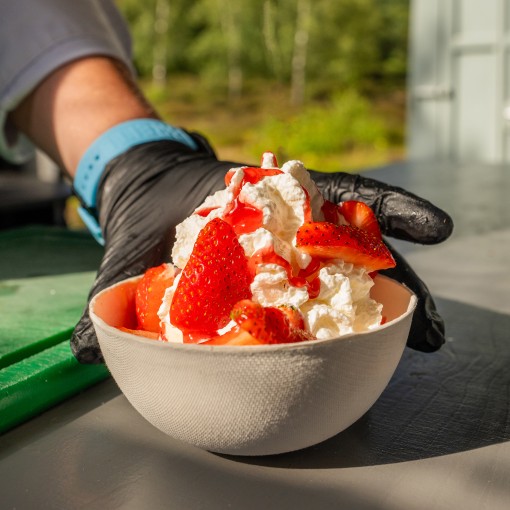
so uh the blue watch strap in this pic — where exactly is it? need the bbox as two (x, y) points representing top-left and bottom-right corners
(73, 119), (198, 245)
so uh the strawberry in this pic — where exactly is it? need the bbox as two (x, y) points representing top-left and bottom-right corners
(119, 327), (159, 340)
(170, 218), (252, 334)
(202, 327), (264, 346)
(230, 299), (268, 340)
(338, 200), (382, 239)
(296, 221), (396, 272)
(278, 305), (306, 331)
(135, 263), (175, 333)
(228, 299), (313, 344)
(321, 200), (343, 225)
(322, 199), (382, 240)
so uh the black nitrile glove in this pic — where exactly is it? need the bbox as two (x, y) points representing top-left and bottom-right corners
(71, 138), (453, 363)
(310, 171), (453, 353)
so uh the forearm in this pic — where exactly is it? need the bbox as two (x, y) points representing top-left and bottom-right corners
(9, 56), (158, 176)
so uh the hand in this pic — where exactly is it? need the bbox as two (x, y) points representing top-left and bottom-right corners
(71, 137), (453, 363)
(310, 170), (453, 353)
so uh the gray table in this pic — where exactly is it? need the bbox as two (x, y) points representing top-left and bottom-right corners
(1, 160), (509, 510)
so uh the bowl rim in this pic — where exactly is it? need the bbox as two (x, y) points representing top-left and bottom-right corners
(90, 273), (417, 354)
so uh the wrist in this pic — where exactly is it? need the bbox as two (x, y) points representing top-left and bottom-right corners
(73, 119), (198, 245)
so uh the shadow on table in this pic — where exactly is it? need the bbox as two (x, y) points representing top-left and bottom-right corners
(221, 298), (510, 469)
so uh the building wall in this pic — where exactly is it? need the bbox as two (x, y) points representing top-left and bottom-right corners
(407, 0), (510, 163)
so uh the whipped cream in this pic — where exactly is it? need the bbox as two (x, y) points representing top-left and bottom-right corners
(164, 154), (382, 343)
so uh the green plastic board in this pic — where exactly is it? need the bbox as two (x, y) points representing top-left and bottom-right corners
(0, 227), (109, 433)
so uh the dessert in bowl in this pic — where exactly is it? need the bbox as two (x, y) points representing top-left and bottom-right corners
(90, 274), (415, 456)
(89, 152), (417, 455)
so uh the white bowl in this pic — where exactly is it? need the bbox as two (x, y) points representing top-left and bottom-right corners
(90, 274), (416, 456)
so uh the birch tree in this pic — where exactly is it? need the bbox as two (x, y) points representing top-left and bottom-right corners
(152, 0), (170, 86)
(291, 0), (311, 105)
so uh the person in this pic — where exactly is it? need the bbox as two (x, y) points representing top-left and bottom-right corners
(0, 0), (453, 364)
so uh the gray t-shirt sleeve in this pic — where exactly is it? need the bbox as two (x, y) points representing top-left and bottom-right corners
(0, 0), (134, 163)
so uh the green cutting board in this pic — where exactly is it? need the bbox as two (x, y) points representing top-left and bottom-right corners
(0, 227), (109, 433)
(0, 272), (97, 369)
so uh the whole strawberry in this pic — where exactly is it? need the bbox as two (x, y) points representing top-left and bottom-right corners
(170, 218), (252, 335)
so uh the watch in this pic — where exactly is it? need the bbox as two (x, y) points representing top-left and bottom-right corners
(73, 119), (198, 245)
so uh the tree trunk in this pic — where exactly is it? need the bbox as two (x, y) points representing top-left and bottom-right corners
(263, 0), (282, 82)
(220, 1), (243, 100)
(291, 0), (311, 106)
(153, 0), (170, 87)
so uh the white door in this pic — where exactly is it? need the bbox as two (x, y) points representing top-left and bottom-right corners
(408, 0), (510, 163)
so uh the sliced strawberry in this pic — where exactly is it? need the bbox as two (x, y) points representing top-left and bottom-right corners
(321, 200), (342, 225)
(202, 326), (264, 346)
(339, 200), (382, 239)
(135, 263), (175, 333)
(118, 327), (159, 340)
(278, 305), (306, 331)
(170, 218), (252, 334)
(230, 299), (269, 341)
(230, 299), (312, 344)
(296, 221), (396, 272)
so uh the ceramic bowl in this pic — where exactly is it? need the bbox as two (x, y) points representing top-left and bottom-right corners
(90, 274), (416, 456)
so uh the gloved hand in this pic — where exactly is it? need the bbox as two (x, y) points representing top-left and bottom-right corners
(310, 170), (453, 353)
(71, 135), (453, 363)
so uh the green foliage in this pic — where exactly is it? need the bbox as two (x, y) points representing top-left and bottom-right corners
(116, 0), (409, 170)
(116, 0), (409, 91)
(250, 90), (394, 168)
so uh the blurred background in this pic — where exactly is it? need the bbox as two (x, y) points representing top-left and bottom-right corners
(116, 0), (410, 172)
(3, 0), (510, 230)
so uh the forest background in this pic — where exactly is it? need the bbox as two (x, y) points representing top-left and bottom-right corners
(116, 0), (410, 172)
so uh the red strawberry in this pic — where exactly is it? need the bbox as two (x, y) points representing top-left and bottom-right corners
(202, 327), (264, 346)
(119, 327), (159, 340)
(230, 299), (269, 340)
(135, 263), (175, 333)
(321, 200), (343, 225)
(296, 221), (396, 272)
(170, 218), (252, 334)
(339, 201), (382, 239)
(229, 299), (312, 344)
(278, 305), (306, 331)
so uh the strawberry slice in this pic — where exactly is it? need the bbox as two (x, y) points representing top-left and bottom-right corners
(339, 200), (382, 239)
(135, 263), (176, 333)
(296, 221), (396, 272)
(229, 299), (313, 344)
(202, 326), (264, 346)
(230, 299), (270, 341)
(278, 305), (307, 331)
(170, 218), (252, 334)
(119, 327), (159, 340)
(322, 199), (382, 240)
(321, 200), (343, 225)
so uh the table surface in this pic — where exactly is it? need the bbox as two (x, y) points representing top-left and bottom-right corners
(1, 160), (509, 510)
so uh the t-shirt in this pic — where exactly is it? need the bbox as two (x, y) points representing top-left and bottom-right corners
(0, 0), (133, 163)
